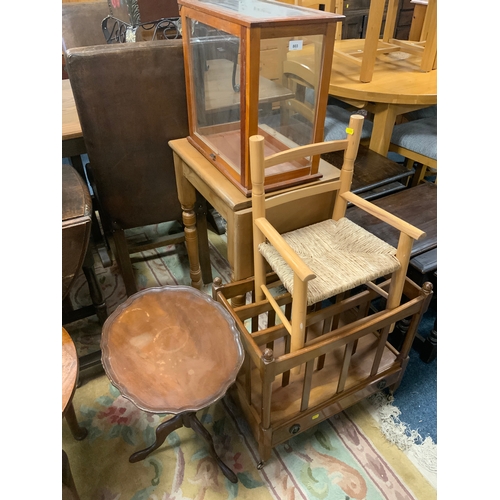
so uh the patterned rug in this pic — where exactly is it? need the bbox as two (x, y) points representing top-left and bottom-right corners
(63, 223), (437, 500)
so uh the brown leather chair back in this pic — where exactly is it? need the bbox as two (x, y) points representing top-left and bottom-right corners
(65, 40), (187, 230)
(62, 1), (110, 51)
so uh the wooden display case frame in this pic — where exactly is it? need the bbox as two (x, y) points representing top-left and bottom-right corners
(179, 0), (344, 196)
(213, 272), (432, 465)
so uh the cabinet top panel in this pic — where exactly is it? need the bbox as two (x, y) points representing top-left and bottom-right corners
(179, 0), (342, 25)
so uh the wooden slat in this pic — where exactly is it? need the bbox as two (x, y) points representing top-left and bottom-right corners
(243, 355), (252, 403)
(370, 324), (392, 376)
(261, 285), (293, 334)
(282, 334), (291, 387)
(264, 139), (349, 168)
(337, 341), (355, 393)
(300, 359), (315, 411)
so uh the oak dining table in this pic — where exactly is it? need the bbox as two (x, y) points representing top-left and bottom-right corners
(62, 78), (87, 177)
(328, 38), (437, 156)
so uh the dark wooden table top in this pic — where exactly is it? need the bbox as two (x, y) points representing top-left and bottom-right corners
(62, 327), (79, 416)
(321, 144), (413, 194)
(62, 164), (92, 223)
(346, 182), (437, 257)
(101, 285), (244, 414)
(62, 163), (92, 300)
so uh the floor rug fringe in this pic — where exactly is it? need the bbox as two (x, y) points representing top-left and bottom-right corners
(367, 391), (437, 476)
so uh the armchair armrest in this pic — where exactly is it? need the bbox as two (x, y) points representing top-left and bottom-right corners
(254, 217), (316, 283)
(341, 191), (426, 241)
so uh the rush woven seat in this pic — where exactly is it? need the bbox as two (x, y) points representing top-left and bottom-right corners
(259, 217), (400, 306)
(250, 114), (426, 356)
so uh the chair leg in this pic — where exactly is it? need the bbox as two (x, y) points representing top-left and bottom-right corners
(62, 449), (81, 500)
(81, 248), (108, 325)
(410, 161), (427, 187)
(419, 318), (437, 363)
(111, 225), (138, 297)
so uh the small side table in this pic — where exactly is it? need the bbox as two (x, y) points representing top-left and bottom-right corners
(62, 327), (88, 440)
(62, 327), (87, 500)
(101, 285), (244, 483)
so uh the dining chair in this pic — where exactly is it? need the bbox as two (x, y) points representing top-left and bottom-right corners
(333, 0), (437, 83)
(62, 1), (110, 79)
(62, 1), (110, 53)
(389, 115), (437, 185)
(250, 113), (426, 361)
(62, 326), (88, 500)
(279, 53), (373, 142)
(324, 104), (373, 142)
(65, 40), (212, 296)
(276, 0), (342, 38)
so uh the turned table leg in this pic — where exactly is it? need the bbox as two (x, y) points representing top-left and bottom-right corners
(173, 153), (203, 289)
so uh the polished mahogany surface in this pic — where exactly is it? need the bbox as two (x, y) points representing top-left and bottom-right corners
(62, 327), (79, 415)
(101, 285), (244, 414)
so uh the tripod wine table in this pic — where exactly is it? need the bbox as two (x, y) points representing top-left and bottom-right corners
(100, 285), (244, 483)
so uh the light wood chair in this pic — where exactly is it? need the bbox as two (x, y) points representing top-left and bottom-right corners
(250, 114), (426, 364)
(409, 0), (430, 41)
(333, 0), (437, 83)
(389, 115), (437, 185)
(278, 0), (342, 39)
(279, 54), (373, 142)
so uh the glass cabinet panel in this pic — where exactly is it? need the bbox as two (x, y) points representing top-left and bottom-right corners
(180, 0), (342, 196)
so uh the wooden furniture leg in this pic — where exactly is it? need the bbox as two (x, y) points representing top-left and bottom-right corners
(420, 317), (436, 363)
(420, 0), (437, 72)
(409, 2), (426, 41)
(129, 413), (184, 463)
(360, 0), (386, 83)
(187, 412), (238, 483)
(64, 402), (88, 441)
(111, 224), (139, 297)
(129, 411), (237, 483)
(62, 449), (81, 500)
(81, 248), (107, 325)
(195, 194), (213, 285)
(174, 153), (203, 289)
(368, 103), (399, 156)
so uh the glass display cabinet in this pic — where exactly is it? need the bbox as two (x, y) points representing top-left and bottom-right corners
(178, 0), (344, 196)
